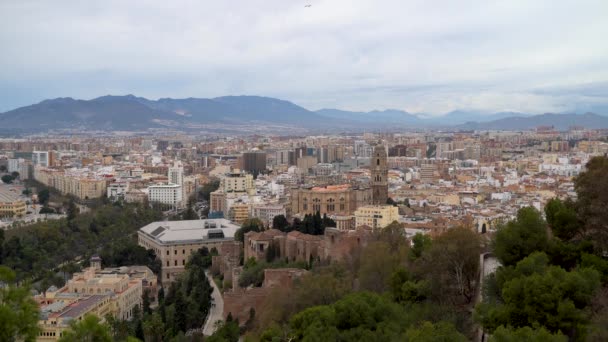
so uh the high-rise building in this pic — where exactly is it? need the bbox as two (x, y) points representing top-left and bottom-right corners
(371, 144), (388, 205)
(241, 151), (267, 176)
(33, 151), (49, 167)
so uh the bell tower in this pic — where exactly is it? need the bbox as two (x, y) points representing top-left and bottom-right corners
(371, 143), (388, 205)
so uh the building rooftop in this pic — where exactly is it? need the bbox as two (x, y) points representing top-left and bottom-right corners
(0, 186), (23, 203)
(139, 218), (240, 245)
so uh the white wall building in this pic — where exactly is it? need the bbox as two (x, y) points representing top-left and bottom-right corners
(148, 183), (183, 209)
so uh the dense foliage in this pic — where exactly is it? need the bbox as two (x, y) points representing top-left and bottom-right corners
(0, 266), (40, 342)
(0, 203), (162, 283)
(260, 292), (467, 341)
(250, 223), (479, 340)
(477, 157), (608, 341)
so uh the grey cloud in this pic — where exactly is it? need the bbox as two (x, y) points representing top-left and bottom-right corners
(0, 0), (607, 114)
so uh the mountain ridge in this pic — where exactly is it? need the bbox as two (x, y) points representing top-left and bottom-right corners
(1, 94), (607, 132)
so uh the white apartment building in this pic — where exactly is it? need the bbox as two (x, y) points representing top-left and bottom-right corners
(33, 151), (49, 167)
(148, 183), (183, 208)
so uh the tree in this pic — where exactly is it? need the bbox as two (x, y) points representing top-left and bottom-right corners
(272, 214), (290, 232)
(22, 188), (32, 196)
(489, 326), (567, 342)
(58, 314), (112, 342)
(420, 227), (482, 304)
(0, 267), (40, 342)
(234, 218), (263, 243)
(475, 252), (601, 339)
(405, 321), (467, 342)
(0, 165), (6, 172)
(39, 206), (55, 214)
(142, 313), (164, 342)
(358, 241), (403, 293)
(11, 171), (19, 179)
(575, 156), (608, 250)
(38, 188), (50, 205)
(199, 179), (220, 201)
(493, 207), (548, 266)
(409, 233), (432, 261)
(66, 199), (79, 221)
(1, 174), (14, 184)
(544, 198), (581, 241)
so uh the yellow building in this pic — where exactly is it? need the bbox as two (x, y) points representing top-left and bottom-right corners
(354, 205), (399, 230)
(36, 256), (150, 341)
(228, 203), (250, 224)
(0, 188), (26, 218)
(34, 167), (107, 200)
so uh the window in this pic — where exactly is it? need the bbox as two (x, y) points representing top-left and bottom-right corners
(166, 250), (169, 255)
(174, 250), (177, 255)
(183, 249), (185, 254)
(174, 260), (177, 266)
(166, 261), (169, 267)
(182, 260), (185, 265)
(377, 158), (380, 165)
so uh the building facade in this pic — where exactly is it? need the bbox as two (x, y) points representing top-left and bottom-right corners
(371, 143), (389, 205)
(290, 184), (373, 216)
(138, 219), (240, 285)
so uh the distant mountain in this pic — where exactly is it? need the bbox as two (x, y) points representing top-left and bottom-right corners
(0, 96), (176, 130)
(458, 113), (608, 130)
(0, 95), (329, 130)
(1, 94), (606, 132)
(316, 108), (424, 126)
(429, 110), (531, 125)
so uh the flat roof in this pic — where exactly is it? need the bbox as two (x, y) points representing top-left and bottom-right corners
(139, 219), (240, 245)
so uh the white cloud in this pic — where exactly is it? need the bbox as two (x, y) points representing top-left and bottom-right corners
(0, 0), (607, 114)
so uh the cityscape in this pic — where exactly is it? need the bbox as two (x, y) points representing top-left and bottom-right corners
(1, 1), (608, 342)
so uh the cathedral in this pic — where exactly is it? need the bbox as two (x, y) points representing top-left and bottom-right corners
(371, 143), (388, 205)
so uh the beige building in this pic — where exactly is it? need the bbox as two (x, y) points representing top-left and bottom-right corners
(34, 167), (107, 200)
(220, 169), (255, 195)
(290, 184), (373, 216)
(228, 202), (250, 224)
(0, 187), (26, 218)
(354, 205), (399, 230)
(138, 219), (240, 285)
(65, 257), (142, 320)
(36, 256), (153, 341)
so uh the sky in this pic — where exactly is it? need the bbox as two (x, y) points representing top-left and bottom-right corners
(1, 0), (607, 115)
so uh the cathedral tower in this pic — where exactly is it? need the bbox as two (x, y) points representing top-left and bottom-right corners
(371, 143), (388, 205)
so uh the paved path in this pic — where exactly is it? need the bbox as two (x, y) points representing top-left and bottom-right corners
(203, 271), (224, 336)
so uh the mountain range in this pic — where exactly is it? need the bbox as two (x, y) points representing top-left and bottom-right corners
(1, 95), (607, 132)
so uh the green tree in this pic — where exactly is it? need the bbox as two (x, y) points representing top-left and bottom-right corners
(58, 314), (112, 342)
(199, 179), (220, 201)
(475, 252), (601, 339)
(1, 174), (14, 184)
(38, 188), (50, 205)
(489, 326), (567, 342)
(0, 267), (40, 342)
(575, 156), (608, 250)
(235, 218), (263, 243)
(405, 321), (467, 342)
(272, 215), (290, 232)
(493, 207), (548, 266)
(66, 199), (79, 221)
(11, 171), (19, 179)
(409, 233), (432, 261)
(544, 198), (581, 241)
(142, 313), (164, 342)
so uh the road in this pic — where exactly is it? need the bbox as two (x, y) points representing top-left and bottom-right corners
(203, 271), (224, 336)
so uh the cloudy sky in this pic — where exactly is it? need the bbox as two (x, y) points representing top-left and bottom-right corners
(1, 0), (607, 115)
